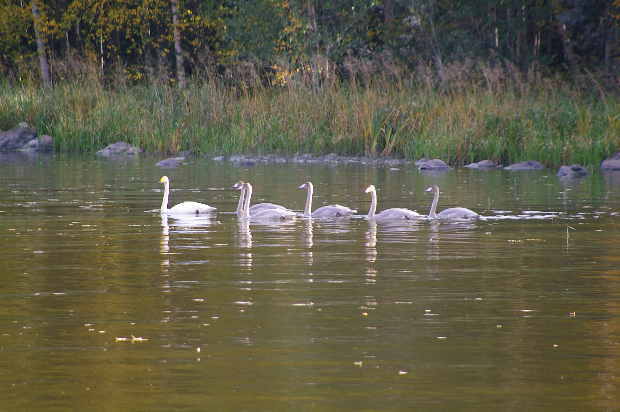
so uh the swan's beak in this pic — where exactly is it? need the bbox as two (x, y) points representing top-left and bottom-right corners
(159, 176), (167, 184)
(232, 182), (243, 190)
(425, 187), (432, 192)
(364, 185), (373, 193)
(298, 183), (306, 189)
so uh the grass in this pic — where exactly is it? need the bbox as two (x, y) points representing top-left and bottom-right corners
(0, 66), (619, 167)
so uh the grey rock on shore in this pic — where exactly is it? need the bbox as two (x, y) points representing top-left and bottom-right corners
(156, 156), (186, 168)
(557, 164), (588, 178)
(504, 160), (545, 171)
(465, 159), (499, 169)
(417, 158), (451, 170)
(0, 124), (53, 153)
(96, 141), (141, 157)
(213, 153), (411, 167)
(601, 152), (620, 171)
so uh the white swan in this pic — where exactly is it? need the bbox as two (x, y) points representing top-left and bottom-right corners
(299, 181), (356, 218)
(160, 176), (216, 215)
(233, 180), (289, 215)
(242, 182), (297, 221)
(426, 184), (478, 220)
(365, 185), (422, 222)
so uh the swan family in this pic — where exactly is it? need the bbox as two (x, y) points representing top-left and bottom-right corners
(159, 176), (479, 221)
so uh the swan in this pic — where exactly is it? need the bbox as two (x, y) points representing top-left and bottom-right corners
(160, 176), (216, 215)
(242, 182), (297, 221)
(233, 180), (289, 215)
(426, 184), (478, 220)
(299, 181), (356, 218)
(364, 185), (422, 222)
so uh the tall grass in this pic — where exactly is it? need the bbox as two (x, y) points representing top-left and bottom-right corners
(0, 62), (618, 166)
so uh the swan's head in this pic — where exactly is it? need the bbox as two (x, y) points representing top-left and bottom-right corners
(425, 185), (439, 193)
(298, 181), (313, 190)
(365, 185), (376, 194)
(232, 181), (245, 190)
(160, 176), (169, 184)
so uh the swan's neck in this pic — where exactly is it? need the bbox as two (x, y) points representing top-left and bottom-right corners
(368, 189), (377, 218)
(304, 183), (313, 217)
(429, 187), (439, 218)
(236, 185), (245, 216)
(243, 183), (253, 218)
(161, 181), (170, 213)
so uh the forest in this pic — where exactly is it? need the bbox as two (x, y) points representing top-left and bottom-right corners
(1, 1), (620, 164)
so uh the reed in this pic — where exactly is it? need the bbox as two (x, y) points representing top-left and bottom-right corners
(0, 65), (618, 167)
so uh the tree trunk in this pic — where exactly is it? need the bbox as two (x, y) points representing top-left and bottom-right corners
(307, 0), (317, 32)
(557, 22), (577, 72)
(31, 0), (51, 87)
(383, 0), (394, 25)
(171, 0), (186, 89)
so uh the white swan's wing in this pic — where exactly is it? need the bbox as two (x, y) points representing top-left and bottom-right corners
(249, 202), (288, 214)
(437, 207), (478, 220)
(251, 208), (297, 221)
(167, 201), (216, 215)
(312, 204), (356, 218)
(373, 208), (422, 222)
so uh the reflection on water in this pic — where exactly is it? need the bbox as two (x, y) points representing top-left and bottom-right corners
(0, 156), (619, 411)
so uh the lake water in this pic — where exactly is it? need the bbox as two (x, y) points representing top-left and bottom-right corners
(1, 154), (619, 411)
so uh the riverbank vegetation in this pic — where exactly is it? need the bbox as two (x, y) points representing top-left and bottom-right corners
(1, 1), (619, 166)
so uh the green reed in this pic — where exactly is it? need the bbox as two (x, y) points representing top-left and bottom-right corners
(0, 72), (618, 167)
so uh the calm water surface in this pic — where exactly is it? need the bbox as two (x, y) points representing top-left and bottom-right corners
(1, 154), (619, 411)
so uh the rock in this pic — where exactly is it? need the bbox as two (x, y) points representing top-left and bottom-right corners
(156, 156), (186, 168)
(601, 152), (620, 170)
(212, 155), (225, 161)
(557, 164), (588, 178)
(224, 153), (410, 167)
(0, 125), (37, 151)
(417, 159), (451, 170)
(20, 134), (53, 152)
(504, 160), (545, 171)
(96, 141), (141, 157)
(465, 159), (499, 169)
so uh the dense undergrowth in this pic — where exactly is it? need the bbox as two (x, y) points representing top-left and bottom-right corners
(1, 67), (618, 167)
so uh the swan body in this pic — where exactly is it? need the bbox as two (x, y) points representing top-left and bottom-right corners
(299, 181), (356, 218)
(364, 185), (421, 222)
(426, 185), (478, 220)
(233, 181), (289, 215)
(160, 176), (216, 215)
(241, 182), (296, 221)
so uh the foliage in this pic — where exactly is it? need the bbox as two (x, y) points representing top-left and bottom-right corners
(1, 63), (619, 166)
(0, 1), (618, 84)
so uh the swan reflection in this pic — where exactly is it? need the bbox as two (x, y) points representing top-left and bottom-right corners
(365, 220), (377, 263)
(302, 219), (314, 249)
(365, 221), (378, 283)
(237, 219), (253, 268)
(160, 214), (170, 266)
(302, 219), (314, 266)
(168, 214), (216, 230)
(237, 218), (253, 249)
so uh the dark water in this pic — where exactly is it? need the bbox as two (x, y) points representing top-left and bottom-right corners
(1, 154), (619, 411)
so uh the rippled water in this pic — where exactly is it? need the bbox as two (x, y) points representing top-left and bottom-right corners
(1, 154), (619, 411)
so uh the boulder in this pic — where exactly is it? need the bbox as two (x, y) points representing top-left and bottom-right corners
(504, 160), (545, 171)
(417, 158), (451, 170)
(96, 141), (141, 157)
(557, 164), (588, 178)
(0, 124), (37, 151)
(465, 159), (499, 169)
(156, 156), (186, 168)
(21, 134), (54, 152)
(600, 152), (620, 171)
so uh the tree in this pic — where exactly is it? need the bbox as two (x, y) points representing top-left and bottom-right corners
(31, 0), (51, 86)
(171, 0), (186, 88)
